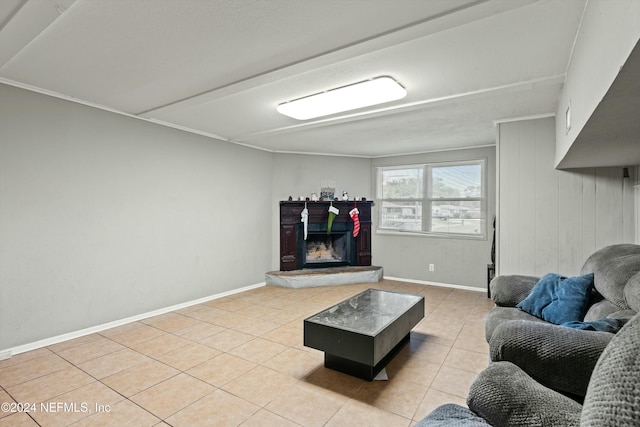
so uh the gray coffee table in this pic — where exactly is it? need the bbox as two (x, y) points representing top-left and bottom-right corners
(304, 288), (424, 380)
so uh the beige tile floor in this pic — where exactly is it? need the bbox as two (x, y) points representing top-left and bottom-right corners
(0, 279), (494, 426)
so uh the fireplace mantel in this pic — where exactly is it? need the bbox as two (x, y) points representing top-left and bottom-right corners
(279, 200), (372, 271)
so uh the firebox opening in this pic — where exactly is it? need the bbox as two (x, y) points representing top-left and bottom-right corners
(306, 235), (347, 264)
(296, 222), (356, 269)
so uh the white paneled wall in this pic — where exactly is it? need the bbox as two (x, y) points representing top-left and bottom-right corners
(636, 183), (640, 244)
(497, 117), (636, 277)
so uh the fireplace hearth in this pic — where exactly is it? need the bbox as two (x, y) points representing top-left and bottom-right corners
(279, 201), (372, 271)
(266, 265), (384, 288)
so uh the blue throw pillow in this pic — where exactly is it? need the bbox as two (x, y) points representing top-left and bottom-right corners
(516, 273), (594, 324)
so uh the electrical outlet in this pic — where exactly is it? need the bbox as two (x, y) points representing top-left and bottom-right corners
(429, 264), (435, 272)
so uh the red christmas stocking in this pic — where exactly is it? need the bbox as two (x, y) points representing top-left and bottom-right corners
(349, 206), (360, 237)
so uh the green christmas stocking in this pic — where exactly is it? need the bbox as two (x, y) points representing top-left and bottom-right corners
(327, 204), (339, 235)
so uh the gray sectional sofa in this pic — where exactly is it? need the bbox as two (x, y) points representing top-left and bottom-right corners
(418, 311), (640, 426)
(486, 244), (640, 398)
(416, 244), (640, 426)
(486, 244), (640, 341)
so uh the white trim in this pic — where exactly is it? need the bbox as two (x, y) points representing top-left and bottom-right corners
(2, 282), (266, 358)
(144, 118), (229, 142)
(635, 183), (640, 244)
(0, 79), (497, 160)
(237, 142), (497, 159)
(270, 148), (373, 158)
(493, 112), (555, 126)
(237, 75), (565, 142)
(495, 121), (501, 276)
(0, 78), (230, 143)
(383, 276), (486, 293)
(564, 0), (589, 77)
(376, 228), (487, 241)
(369, 144), (496, 159)
(2, 276), (487, 358)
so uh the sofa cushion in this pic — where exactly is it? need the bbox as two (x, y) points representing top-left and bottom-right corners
(490, 275), (540, 306)
(623, 271), (640, 312)
(485, 306), (547, 342)
(581, 312), (640, 426)
(580, 244), (640, 310)
(489, 320), (613, 397)
(516, 273), (594, 324)
(607, 309), (637, 319)
(584, 299), (623, 321)
(467, 362), (582, 427)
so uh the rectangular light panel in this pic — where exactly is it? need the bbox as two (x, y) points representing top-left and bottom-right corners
(277, 76), (406, 120)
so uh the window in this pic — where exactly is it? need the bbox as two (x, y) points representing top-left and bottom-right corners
(377, 160), (486, 237)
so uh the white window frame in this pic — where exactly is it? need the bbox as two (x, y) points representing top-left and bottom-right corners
(376, 159), (487, 239)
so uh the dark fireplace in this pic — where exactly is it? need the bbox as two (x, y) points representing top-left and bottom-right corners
(298, 222), (357, 269)
(279, 201), (372, 271)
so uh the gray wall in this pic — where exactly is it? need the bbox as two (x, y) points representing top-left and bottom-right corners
(2, 87), (633, 354)
(0, 84), (274, 351)
(498, 116), (637, 276)
(270, 153), (372, 269)
(371, 146), (496, 289)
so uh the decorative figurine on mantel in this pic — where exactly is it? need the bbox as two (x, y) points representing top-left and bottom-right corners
(342, 191), (349, 201)
(311, 192), (318, 201)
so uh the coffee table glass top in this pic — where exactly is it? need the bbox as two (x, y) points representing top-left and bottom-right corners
(305, 289), (423, 336)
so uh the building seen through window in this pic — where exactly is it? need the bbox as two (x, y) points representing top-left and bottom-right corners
(377, 160), (485, 237)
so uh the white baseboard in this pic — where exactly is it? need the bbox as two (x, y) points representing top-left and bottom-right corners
(2, 277), (485, 359)
(2, 282), (266, 358)
(383, 276), (486, 293)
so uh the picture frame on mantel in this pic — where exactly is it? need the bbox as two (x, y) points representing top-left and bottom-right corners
(320, 179), (336, 201)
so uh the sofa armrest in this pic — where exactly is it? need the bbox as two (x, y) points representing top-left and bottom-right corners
(467, 362), (582, 427)
(489, 320), (613, 397)
(490, 275), (539, 306)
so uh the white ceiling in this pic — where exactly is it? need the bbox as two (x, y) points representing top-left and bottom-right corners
(1, 0), (589, 157)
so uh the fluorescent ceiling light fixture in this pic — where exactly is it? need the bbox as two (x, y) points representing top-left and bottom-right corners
(277, 76), (406, 120)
